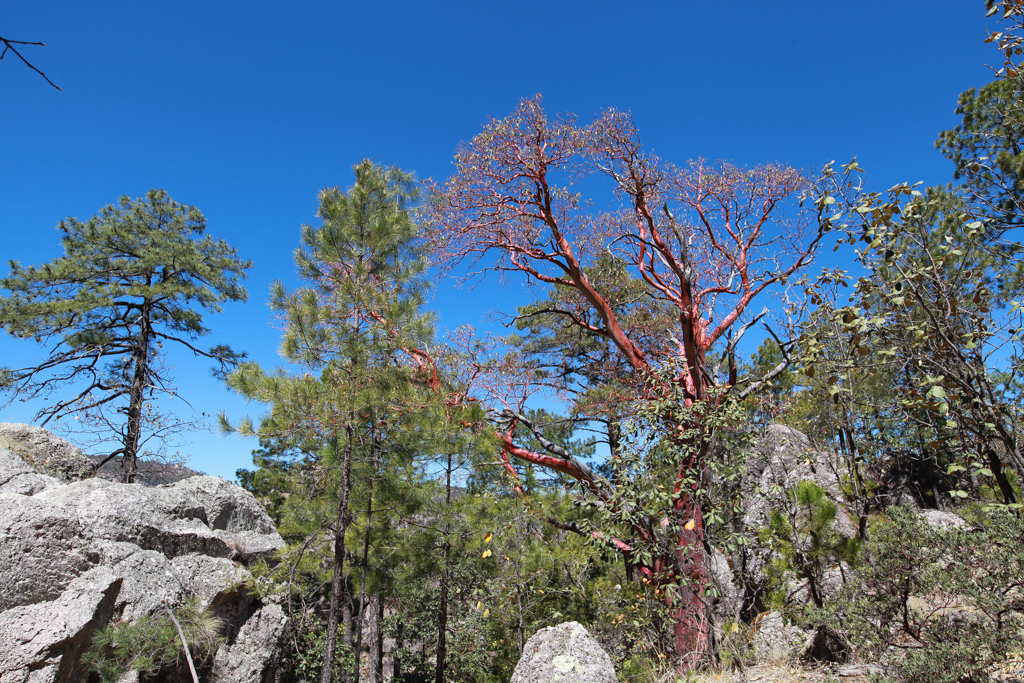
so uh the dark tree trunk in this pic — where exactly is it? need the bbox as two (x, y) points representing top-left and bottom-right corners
(321, 431), (354, 683)
(353, 486), (374, 683)
(435, 452), (453, 683)
(122, 300), (153, 483)
(394, 621), (404, 683)
(367, 594), (384, 683)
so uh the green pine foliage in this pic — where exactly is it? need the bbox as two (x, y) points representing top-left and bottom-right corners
(761, 480), (862, 612)
(83, 597), (224, 683)
(0, 189), (250, 481)
(225, 160), (468, 683)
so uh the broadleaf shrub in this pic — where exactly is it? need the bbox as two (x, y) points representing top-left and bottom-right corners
(832, 506), (1024, 683)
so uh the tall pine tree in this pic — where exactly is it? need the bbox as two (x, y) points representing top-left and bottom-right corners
(224, 161), (446, 683)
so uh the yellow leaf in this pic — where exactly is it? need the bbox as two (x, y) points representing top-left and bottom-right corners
(484, 532), (493, 543)
(476, 601), (482, 610)
(483, 608), (490, 617)
(684, 519), (696, 531)
(482, 549), (492, 558)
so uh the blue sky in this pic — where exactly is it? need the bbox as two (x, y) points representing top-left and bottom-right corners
(0, 1), (1001, 479)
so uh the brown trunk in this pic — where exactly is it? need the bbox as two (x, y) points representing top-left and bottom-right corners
(122, 300), (152, 483)
(435, 452), (453, 683)
(669, 494), (709, 669)
(321, 430), (354, 683)
(367, 595), (384, 683)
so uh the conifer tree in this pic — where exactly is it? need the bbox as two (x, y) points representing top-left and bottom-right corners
(224, 161), (445, 683)
(0, 190), (250, 482)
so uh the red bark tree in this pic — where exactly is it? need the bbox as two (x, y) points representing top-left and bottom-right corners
(426, 96), (830, 667)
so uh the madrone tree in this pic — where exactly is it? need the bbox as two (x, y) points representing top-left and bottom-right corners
(0, 190), (250, 482)
(426, 96), (835, 667)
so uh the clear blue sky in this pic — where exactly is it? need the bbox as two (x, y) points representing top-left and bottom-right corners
(0, 1), (1001, 480)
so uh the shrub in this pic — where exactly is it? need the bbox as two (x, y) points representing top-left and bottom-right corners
(83, 596), (224, 682)
(834, 506), (1024, 683)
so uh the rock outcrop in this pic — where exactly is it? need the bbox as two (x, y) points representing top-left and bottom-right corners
(0, 423), (96, 485)
(510, 621), (618, 683)
(0, 425), (289, 683)
(734, 425), (859, 613)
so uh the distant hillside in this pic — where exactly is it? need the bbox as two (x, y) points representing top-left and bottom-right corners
(87, 454), (204, 486)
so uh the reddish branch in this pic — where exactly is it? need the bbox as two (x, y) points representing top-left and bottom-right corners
(424, 96), (827, 667)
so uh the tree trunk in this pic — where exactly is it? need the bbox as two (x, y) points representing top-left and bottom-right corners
(669, 495), (709, 669)
(367, 594), (384, 683)
(354, 486), (374, 683)
(122, 300), (152, 483)
(435, 452), (453, 683)
(321, 431), (354, 683)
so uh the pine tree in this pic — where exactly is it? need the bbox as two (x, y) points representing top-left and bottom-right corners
(0, 189), (250, 482)
(224, 160), (446, 683)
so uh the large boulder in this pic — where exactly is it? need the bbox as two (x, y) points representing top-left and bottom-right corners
(510, 621), (618, 683)
(743, 425), (857, 538)
(736, 425), (859, 611)
(0, 423), (95, 483)
(747, 610), (805, 664)
(0, 425), (288, 683)
(0, 566), (121, 683)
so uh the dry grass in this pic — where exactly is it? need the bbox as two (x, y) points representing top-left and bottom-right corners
(623, 661), (882, 683)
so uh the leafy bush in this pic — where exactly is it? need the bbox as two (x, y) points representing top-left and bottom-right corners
(834, 506), (1024, 683)
(83, 597), (224, 682)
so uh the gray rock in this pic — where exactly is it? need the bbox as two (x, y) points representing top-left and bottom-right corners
(749, 611), (804, 664)
(31, 474), (281, 565)
(918, 508), (968, 530)
(0, 566), (121, 683)
(0, 493), (98, 609)
(170, 554), (249, 610)
(0, 425), (290, 681)
(707, 547), (742, 630)
(0, 423), (94, 483)
(744, 426), (856, 538)
(0, 448), (63, 496)
(210, 602), (290, 683)
(836, 663), (886, 680)
(510, 621), (618, 683)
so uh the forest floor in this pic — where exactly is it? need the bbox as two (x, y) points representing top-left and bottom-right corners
(690, 663), (879, 682)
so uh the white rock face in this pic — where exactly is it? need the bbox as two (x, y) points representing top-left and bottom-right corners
(510, 621), (618, 683)
(0, 425), (289, 683)
(0, 566), (122, 683)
